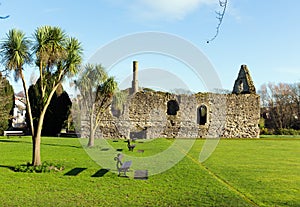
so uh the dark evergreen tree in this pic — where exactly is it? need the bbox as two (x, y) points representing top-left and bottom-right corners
(28, 76), (72, 136)
(0, 73), (14, 134)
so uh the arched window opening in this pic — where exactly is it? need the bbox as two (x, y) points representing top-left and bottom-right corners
(198, 105), (207, 125)
(167, 100), (179, 115)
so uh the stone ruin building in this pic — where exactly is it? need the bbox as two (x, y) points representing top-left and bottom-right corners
(80, 62), (260, 139)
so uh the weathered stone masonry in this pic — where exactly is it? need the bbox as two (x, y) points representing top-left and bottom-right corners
(80, 64), (260, 138)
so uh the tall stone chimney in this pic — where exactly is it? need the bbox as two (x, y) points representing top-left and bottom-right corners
(131, 61), (139, 94)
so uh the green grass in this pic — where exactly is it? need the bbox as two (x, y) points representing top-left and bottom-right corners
(260, 134), (300, 139)
(0, 136), (299, 206)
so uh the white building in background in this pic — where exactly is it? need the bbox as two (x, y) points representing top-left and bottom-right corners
(12, 91), (27, 128)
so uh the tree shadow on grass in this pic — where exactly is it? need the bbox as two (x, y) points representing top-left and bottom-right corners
(41, 142), (82, 149)
(91, 169), (110, 177)
(64, 168), (87, 176)
(0, 139), (81, 149)
(0, 165), (15, 171)
(0, 138), (81, 149)
(0, 139), (30, 144)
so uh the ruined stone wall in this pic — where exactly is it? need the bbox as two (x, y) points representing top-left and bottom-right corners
(223, 94), (260, 138)
(80, 91), (260, 138)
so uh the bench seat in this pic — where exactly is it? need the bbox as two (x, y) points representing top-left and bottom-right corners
(114, 154), (132, 177)
(3, 131), (24, 138)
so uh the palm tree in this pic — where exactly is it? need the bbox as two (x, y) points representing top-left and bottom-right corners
(31, 26), (82, 166)
(75, 64), (117, 147)
(1, 26), (83, 166)
(32, 26), (67, 98)
(60, 37), (83, 77)
(0, 29), (34, 136)
(32, 26), (50, 98)
(89, 77), (117, 147)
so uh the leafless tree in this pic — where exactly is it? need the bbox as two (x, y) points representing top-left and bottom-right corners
(259, 82), (300, 130)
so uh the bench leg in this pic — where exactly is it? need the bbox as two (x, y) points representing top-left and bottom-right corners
(118, 169), (130, 177)
(124, 169), (129, 177)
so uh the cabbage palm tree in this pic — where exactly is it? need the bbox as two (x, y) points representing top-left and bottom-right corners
(0, 29), (34, 136)
(1, 26), (83, 166)
(75, 64), (117, 147)
(90, 77), (117, 146)
(32, 26), (67, 98)
(31, 27), (82, 166)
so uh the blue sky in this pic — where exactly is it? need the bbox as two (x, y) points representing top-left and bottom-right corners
(1, 0), (300, 94)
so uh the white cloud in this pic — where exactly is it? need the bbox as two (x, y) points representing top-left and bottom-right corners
(141, 0), (214, 19)
(121, 0), (216, 21)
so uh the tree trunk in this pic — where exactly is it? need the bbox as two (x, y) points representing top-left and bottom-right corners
(32, 84), (60, 166)
(32, 102), (47, 166)
(88, 127), (96, 147)
(40, 61), (45, 98)
(88, 105), (95, 147)
(20, 70), (34, 136)
(32, 131), (41, 166)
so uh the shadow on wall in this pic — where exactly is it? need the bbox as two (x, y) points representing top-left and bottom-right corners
(130, 129), (147, 139)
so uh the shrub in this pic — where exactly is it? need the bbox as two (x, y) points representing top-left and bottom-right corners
(258, 118), (265, 129)
(275, 128), (300, 135)
(260, 127), (269, 135)
(14, 162), (64, 173)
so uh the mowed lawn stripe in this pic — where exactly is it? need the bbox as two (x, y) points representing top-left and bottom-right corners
(202, 139), (300, 207)
(170, 139), (260, 207)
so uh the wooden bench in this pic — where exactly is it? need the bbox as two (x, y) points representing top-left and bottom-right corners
(114, 153), (132, 177)
(3, 131), (24, 138)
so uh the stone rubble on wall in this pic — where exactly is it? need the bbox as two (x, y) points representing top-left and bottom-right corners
(223, 94), (260, 138)
(80, 91), (260, 139)
(207, 93), (227, 138)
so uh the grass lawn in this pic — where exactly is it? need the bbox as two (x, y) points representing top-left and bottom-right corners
(0, 136), (299, 207)
(260, 135), (300, 139)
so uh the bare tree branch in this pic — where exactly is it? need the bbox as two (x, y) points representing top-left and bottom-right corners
(0, 15), (9, 19)
(207, 0), (228, 43)
(0, 3), (9, 19)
